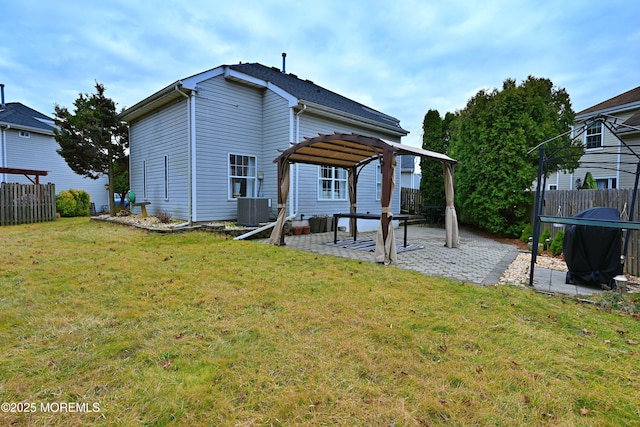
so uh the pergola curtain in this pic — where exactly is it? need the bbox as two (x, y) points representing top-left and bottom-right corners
(444, 162), (460, 248)
(268, 159), (290, 245)
(374, 154), (397, 264)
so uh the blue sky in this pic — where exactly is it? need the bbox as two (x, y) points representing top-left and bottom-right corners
(2, 0), (639, 148)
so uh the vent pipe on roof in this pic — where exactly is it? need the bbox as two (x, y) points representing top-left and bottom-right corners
(282, 52), (286, 73)
(0, 84), (4, 108)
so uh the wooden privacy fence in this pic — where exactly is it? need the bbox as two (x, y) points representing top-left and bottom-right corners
(401, 187), (424, 214)
(542, 188), (640, 276)
(0, 183), (56, 226)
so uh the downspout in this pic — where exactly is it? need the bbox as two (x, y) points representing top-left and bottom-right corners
(295, 104), (307, 216)
(174, 85), (193, 224)
(1, 124), (9, 183)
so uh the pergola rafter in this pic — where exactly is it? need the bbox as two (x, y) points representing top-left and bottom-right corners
(0, 167), (49, 184)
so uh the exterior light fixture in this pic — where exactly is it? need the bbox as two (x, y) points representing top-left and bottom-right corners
(613, 274), (628, 295)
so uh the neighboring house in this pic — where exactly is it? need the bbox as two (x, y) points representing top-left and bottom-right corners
(399, 155), (421, 189)
(548, 86), (640, 190)
(120, 62), (409, 226)
(0, 95), (109, 209)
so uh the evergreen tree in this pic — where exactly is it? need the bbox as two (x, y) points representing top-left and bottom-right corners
(420, 109), (451, 207)
(54, 82), (129, 215)
(449, 76), (582, 236)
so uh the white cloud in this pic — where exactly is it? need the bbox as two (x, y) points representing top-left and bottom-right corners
(1, 0), (638, 136)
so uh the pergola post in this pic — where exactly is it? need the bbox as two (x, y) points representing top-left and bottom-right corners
(380, 149), (393, 243)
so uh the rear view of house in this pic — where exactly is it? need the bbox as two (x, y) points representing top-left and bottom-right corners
(119, 62), (410, 225)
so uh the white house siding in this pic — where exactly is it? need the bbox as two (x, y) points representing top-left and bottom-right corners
(2, 128), (109, 209)
(295, 111), (403, 229)
(128, 98), (190, 219)
(193, 76), (265, 221)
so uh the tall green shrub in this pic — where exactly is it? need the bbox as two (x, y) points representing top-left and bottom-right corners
(448, 77), (581, 236)
(582, 172), (597, 189)
(56, 189), (91, 217)
(550, 231), (564, 256)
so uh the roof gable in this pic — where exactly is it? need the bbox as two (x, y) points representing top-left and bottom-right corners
(229, 63), (405, 132)
(0, 102), (55, 133)
(578, 86), (640, 116)
(121, 62), (408, 135)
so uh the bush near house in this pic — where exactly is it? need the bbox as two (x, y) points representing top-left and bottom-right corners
(519, 223), (533, 243)
(56, 189), (91, 217)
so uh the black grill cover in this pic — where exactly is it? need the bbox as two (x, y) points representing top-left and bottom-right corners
(562, 207), (622, 286)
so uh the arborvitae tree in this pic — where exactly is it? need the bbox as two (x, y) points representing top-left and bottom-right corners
(54, 82), (129, 215)
(449, 76), (582, 236)
(582, 171), (597, 189)
(420, 109), (452, 207)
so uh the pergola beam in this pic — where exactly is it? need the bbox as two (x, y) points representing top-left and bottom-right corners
(0, 167), (49, 184)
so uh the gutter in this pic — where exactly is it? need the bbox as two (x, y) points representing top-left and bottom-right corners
(0, 124), (7, 182)
(576, 101), (640, 121)
(0, 121), (54, 136)
(298, 100), (409, 137)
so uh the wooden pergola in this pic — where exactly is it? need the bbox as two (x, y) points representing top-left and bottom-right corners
(268, 133), (459, 263)
(0, 167), (49, 184)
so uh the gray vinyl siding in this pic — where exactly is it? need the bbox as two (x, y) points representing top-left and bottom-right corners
(193, 76), (265, 221)
(294, 111), (402, 217)
(2, 128), (109, 209)
(128, 98), (190, 219)
(261, 90), (290, 218)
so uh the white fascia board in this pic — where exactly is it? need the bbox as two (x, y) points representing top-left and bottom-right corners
(266, 82), (298, 107)
(576, 101), (640, 121)
(181, 66), (225, 90)
(223, 68), (298, 107)
(0, 122), (54, 136)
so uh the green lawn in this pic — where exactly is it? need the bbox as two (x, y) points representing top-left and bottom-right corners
(1, 218), (639, 426)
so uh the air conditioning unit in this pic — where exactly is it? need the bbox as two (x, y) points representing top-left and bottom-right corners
(237, 197), (271, 226)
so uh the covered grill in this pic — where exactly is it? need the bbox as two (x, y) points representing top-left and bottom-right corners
(563, 207), (623, 289)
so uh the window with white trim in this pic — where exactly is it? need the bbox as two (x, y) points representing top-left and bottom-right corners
(585, 122), (602, 149)
(163, 155), (169, 200)
(19, 131), (30, 138)
(596, 177), (616, 189)
(318, 166), (347, 200)
(229, 154), (256, 198)
(142, 160), (148, 199)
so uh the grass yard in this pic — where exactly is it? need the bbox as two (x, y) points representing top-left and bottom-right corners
(1, 218), (639, 426)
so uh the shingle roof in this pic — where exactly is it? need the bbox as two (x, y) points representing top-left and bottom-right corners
(577, 86), (640, 116)
(0, 102), (55, 133)
(229, 63), (406, 132)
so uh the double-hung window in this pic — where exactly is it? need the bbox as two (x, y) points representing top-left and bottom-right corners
(229, 154), (256, 198)
(318, 166), (347, 200)
(585, 122), (602, 149)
